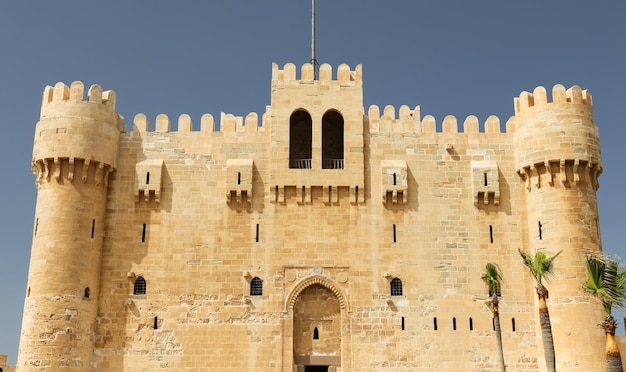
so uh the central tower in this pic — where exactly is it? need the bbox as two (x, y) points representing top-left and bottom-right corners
(268, 63), (365, 204)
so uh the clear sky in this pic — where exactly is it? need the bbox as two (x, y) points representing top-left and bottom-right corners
(1, 1), (625, 365)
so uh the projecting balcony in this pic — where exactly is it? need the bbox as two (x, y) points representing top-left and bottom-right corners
(289, 158), (312, 169)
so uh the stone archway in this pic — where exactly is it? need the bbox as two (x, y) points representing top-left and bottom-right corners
(290, 279), (343, 370)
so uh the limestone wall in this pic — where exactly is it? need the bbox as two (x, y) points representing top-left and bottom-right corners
(18, 65), (608, 371)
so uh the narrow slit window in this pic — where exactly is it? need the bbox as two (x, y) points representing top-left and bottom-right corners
(538, 221), (543, 240)
(469, 317), (473, 331)
(512, 318), (516, 332)
(393, 224), (397, 243)
(453, 317), (457, 331)
(34, 218), (39, 237)
(492, 318), (495, 331)
(484, 172), (488, 186)
(146, 172), (150, 185)
(142, 224), (146, 243)
(434, 317), (438, 331)
(255, 224), (259, 243)
(489, 225), (493, 243)
(390, 277), (403, 296)
(91, 219), (95, 239)
(84, 287), (90, 298)
(250, 277), (263, 296)
(313, 327), (319, 340)
(134, 276), (146, 295)
(237, 172), (241, 185)
(401, 316), (405, 330)
(393, 172), (397, 186)
(154, 316), (158, 330)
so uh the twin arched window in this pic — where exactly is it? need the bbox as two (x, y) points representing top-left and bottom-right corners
(289, 110), (344, 169)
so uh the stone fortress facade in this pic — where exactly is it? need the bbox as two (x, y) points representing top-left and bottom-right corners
(16, 62), (610, 371)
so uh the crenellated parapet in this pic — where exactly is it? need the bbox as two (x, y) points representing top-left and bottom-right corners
(271, 62), (362, 86)
(32, 81), (123, 187)
(132, 111), (269, 134)
(512, 84), (602, 190)
(367, 105), (508, 135)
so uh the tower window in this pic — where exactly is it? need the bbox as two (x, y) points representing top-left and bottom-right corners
(84, 287), (90, 298)
(489, 225), (493, 243)
(390, 277), (403, 296)
(313, 327), (319, 340)
(141, 224), (146, 243)
(250, 277), (263, 296)
(434, 317), (438, 331)
(453, 317), (457, 330)
(469, 317), (473, 331)
(489, 282), (501, 297)
(322, 110), (344, 169)
(538, 221), (543, 240)
(289, 110), (312, 169)
(134, 276), (146, 295)
(91, 219), (95, 239)
(512, 318), (516, 332)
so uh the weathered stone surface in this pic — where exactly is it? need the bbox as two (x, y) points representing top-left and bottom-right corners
(16, 64), (610, 371)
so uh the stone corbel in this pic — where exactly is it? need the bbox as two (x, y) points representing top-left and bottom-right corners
(53, 157), (61, 182)
(82, 159), (91, 183)
(68, 157), (75, 182)
(545, 160), (553, 185)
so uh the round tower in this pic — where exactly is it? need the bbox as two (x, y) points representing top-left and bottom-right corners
(17, 82), (122, 370)
(513, 84), (605, 370)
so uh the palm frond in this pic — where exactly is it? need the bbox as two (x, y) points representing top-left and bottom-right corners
(483, 262), (503, 296)
(519, 249), (561, 285)
(584, 255), (626, 317)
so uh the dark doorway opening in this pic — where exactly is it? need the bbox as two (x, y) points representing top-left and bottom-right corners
(305, 367), (328, 372)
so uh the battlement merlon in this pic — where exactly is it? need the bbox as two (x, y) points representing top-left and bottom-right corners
(271, 62), (362, 86)
(513, 84), (594, 123)
(132, 111), (268, 134)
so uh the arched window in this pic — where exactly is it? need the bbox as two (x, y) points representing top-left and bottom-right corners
(250, 277), (263, 296)
(322, 110), (344, 169)
(488, 282), (501, 297)
(134, 276), (146, 295)
(313, 327), (319, 339)
(390, 277), (403, 296)
(289, 110), (312, 169)
(84, 287), (90, 298)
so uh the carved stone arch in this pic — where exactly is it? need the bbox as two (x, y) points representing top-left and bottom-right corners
(321, 110), (344, 169)
(285, 275), (349, 312)
(289, 109), (313, 169)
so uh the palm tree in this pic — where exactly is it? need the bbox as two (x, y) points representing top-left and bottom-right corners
(482, 262), (506, 371)
(519, 249), (561, 372)
(584, 256), (626, 372)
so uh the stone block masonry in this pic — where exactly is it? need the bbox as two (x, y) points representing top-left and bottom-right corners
(16, 62), (607, 371)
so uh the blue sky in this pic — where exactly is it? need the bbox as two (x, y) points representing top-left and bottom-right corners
(1, 1), (625, 364)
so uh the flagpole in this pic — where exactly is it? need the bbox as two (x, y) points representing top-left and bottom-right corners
(311, 0), (317, 79)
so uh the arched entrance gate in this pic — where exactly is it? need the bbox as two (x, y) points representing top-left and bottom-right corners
(284, 276), (350, 372)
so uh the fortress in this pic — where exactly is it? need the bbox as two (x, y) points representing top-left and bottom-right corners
(15, 62), (610, 371)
